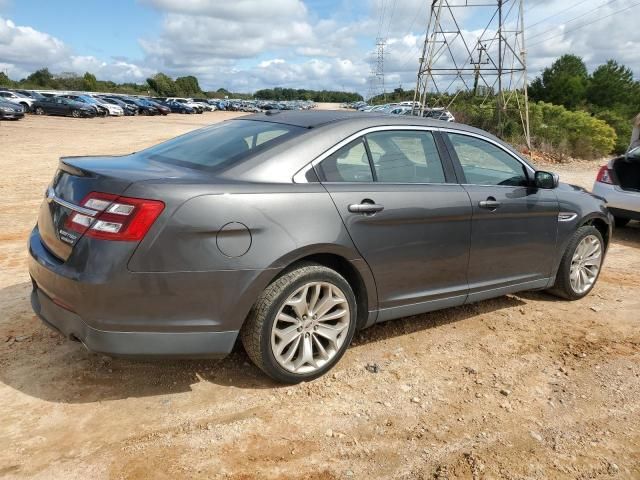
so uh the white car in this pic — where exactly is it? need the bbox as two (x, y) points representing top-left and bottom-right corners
(592, 146), (640, 228)
(0, 90), (34, 112)
(422, 107), (455, 122)
(90, 96), (124, 116)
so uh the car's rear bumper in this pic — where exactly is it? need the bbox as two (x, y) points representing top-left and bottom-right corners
(27, 225), (272, 358)
(592, 182), (640, 214)
(31, 285), (237, 358)
(0, 112), (24, 119)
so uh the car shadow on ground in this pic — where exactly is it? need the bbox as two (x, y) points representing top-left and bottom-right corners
(0, 281), (529, 404)
(612, 221), (640, 248)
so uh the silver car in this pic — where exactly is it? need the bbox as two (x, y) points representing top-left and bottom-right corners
(592, 146), (640, 228)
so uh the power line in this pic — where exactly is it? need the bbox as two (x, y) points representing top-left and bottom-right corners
(526, 0), (590, 29)
(528, 0), (620, 41)
(384, 0), (398, 40)
(376, 0), (388, 39)
(528, 0), (640, 47)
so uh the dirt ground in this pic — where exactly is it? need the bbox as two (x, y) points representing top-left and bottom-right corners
(1, 110), (639, 480)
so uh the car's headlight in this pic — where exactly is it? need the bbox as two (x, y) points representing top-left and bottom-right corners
(0, 107), (11, 112)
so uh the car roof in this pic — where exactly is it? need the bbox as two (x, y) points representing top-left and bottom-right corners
(240, 109), (482, 135)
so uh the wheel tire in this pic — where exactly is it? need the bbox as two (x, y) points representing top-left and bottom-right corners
(614, 216), (630, 228)
(34, 107), (45, 115)
(141, 109), (149, 116)
(241, 263), (357, 384)
(71, 110), (80, 118)
(548, 225), (604, 300)
(20, 102), (30, 113)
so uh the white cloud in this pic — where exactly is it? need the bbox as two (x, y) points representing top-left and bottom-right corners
(0, 17), (69, 77)
(0, 17), (154, 82)
(140, 0), (308, 20)
(258, 59), (286, 68)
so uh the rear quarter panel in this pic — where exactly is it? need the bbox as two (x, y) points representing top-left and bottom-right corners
(126, 182), (359, 272)
(124, 181), (377, 330)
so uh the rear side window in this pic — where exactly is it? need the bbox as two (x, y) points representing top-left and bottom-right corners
(140, 120), (303, 170)
(316, 139), (373, 182)
(366, 130), (445, 183)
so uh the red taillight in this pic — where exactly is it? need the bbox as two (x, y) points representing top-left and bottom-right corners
(596, 165), (614, 185)
(65, 192), (164, 241)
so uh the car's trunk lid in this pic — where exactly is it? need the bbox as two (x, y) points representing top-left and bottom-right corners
(37, 154), (196, 261)
(613, 156), (640, 193)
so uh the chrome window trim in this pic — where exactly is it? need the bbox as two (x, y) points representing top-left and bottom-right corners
(46, 187), (98, 217)
(293, 125), (444, 184)
(293, 125), (537, 185)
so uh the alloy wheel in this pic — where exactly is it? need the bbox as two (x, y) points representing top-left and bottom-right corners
(569, 234), (602, 294)
(270, 281), (351, 374)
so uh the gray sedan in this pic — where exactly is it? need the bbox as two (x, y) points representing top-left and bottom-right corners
(29, 111), (612, 383)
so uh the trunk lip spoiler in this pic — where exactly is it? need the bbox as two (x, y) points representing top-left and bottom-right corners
(46, 186), (98, 217)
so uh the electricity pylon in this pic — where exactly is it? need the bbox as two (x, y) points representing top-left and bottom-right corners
(412, 0), (531, 147)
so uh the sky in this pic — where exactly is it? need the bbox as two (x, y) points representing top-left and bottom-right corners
(0, 0), (638, 96)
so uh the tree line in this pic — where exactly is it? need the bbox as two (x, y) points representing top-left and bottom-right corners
(254, 87), (362, 102)
(0, 68), (363, 103)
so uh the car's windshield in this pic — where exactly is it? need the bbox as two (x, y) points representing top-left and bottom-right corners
(23, 91), (44, 99)
(140, 119), (304, 171)
(80, 95), (98, 104)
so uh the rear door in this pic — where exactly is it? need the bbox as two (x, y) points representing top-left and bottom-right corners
(53, 98), (67, 115)
(316, 127), (472, 321)
(443, 131), (559, 301)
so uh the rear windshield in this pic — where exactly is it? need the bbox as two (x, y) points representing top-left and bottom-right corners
(140, 119), (304, 170)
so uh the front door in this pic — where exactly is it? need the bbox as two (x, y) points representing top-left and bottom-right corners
(444, 132), (559, 302)
(316, 128), (472, 321)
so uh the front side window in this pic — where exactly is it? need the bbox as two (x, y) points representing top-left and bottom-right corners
(316, 139), (373, 182)
(447, 133), (529, 186)
(140, 119), (303, 171)
(366, 130), (445, 183)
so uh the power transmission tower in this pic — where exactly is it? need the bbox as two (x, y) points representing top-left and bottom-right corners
(367, 37), (387, 102)
(412, 0), (531, 148)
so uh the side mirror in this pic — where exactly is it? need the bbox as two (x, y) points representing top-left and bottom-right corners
(534, 170), (559, 189)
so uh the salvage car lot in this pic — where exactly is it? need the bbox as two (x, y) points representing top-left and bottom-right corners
(1, 113), (639, 479)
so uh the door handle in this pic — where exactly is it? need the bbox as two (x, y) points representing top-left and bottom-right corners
(478, 197), (501, 210)
(348, 201), (384, 214)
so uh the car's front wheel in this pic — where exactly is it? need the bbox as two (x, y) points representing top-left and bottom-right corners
(34, 107), (45, 115)
(549, 225), (604, 300)
(241, 263), (357, 383)
(71, 109), (80, 118)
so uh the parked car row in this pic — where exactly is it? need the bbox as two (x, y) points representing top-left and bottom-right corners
(344, 100), (456, 122)
(0, 89), (318, 120)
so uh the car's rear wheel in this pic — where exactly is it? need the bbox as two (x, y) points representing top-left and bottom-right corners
(34, 107), (45, 115)
(614, 216), (630, 228)
(71, 109), (80, 118)
(241, 263), (357, 383)
(548, 225), (604, 300)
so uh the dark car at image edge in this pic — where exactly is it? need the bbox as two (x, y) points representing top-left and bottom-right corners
(28, 111), (613, 383)
(0, 99), (25, 119)
(32, 96), (97, 118)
